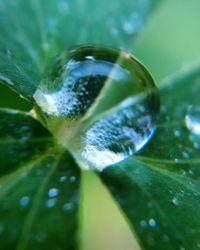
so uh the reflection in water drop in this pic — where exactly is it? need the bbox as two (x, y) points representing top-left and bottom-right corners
(34, 46), (159, 170)
(185, 105), (200, 135)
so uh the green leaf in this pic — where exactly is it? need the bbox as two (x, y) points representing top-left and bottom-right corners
(0, 0), (159, 99)
(99, 65), (200, 249)
(0, 109), (80, 250)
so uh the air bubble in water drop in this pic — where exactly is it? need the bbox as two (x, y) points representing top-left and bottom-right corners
(33, 46), (159, 171)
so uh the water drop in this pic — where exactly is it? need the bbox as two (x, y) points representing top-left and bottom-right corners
(48, 188), (59, 198)
(175, 158), (181, 163)
(148, 218), (157, 228)
(63, 203), (74, 212)
(46, 198), (57, 208)
(171, 197), (179, 206)
(140, 220), (147, 228)
(182, 151), (190, 159)
(20, 196), (30, 207)
(174, 129), (181, 137)
(69, 176), (77, 183)
(185, 105), (200, 135)
(60, 176), (67, 182)
(194, 142), (200, 150)
(34, 46), (159, 170)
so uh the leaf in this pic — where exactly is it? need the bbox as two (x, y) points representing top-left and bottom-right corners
(99, 65), (200, 249)
(0, 0), (159, 99)
(0, 109), (80, 250)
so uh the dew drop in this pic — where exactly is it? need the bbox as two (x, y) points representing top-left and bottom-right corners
(182, 151), (190, 159)
(194, 142), (200, 150)
(185, 105), (200, 135)
(171, 197), (179, 206)
(60, 176), (67, 182)
(63, 203), (74, 212)
(33, 46), (159, 171)
(48, 188), (59, 198)
(175, 158), (181, 163)
(46, 198), (57, 208)
(69, 176), (77, 183)
(140, 220), (147, 228)
(20, 196), (30, 207)
(149, 218), (157, 228)
(174, 129), (181, 137)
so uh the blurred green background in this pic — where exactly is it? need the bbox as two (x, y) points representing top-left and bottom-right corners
(0, 0), (200, 249)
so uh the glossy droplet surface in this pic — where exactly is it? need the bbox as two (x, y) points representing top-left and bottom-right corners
(34, 46), (159, 170)
(185, 105), (200, 135)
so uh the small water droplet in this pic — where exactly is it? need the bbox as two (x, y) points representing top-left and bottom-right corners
(46, 198), (57, 208)
(149, 218), (157, 228)
(20, 196), (30, 207)
(63, 203), (74, 212)
(69, 176), (77, 183)
(182, 151), (190, 159)
(60, 176), (67, 182)
(140, 220), (147, 228)
(175, 158), (181, 163)
(171, 197), (179, 206)
(174, 129), (181, 137)
(194, 142), (200, 149)
(179, 169), (187, 176)
(34, 46), (159, 171)
(123, 20), (135, 35)
(48, 188), (59, 198)
(185, 105), (200, 135)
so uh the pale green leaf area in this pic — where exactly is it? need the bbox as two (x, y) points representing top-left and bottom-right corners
(0, 0), (158, 99)
(100, 66), (200, 250)
(0, 110), (80, 250)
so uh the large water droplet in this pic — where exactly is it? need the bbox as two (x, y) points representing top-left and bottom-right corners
(34, 46), (159, 170)
(185, 105), (200, 135)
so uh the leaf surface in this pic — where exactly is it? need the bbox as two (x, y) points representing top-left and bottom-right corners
(100, 66), (200, 250)
(0, 109), (80, 250)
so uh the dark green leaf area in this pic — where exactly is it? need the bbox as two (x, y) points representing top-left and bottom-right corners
(0, 150), (80, 250)
(0, 109), (52, 176)
(100, 66), (200, 250)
